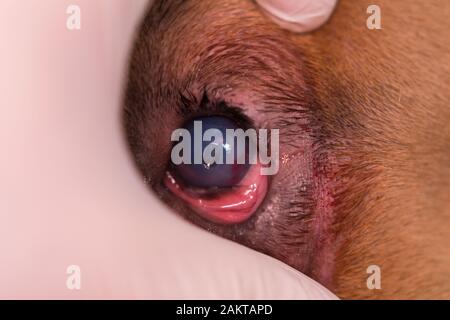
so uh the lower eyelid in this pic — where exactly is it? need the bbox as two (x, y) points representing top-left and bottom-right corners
(164, 163), (268, 225)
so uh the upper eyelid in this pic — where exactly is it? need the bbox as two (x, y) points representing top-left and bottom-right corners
(177, 88), (256, 129)
(131, 0), (314, 129)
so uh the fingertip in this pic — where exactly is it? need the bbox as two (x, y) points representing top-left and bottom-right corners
(255, 0), (338, 33)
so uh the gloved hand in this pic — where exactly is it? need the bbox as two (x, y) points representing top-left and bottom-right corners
(0, 0), (337, 299)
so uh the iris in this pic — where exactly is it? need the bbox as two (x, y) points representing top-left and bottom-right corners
(172, 116), (251, 188)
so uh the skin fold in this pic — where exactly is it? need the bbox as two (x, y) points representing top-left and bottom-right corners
(125, 0), (450, 298)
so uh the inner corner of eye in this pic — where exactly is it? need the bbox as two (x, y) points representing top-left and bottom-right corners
(163, 115), (269, 225)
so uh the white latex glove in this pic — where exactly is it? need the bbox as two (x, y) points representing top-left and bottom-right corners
(0, 0), (337, 299)
(256, 0), (338, 32)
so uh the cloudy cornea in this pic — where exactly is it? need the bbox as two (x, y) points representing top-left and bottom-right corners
(170, 122), (280, 175)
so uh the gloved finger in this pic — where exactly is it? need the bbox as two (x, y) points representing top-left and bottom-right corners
(255, 0), (338, 33)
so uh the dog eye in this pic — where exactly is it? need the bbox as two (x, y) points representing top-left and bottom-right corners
(164, 115), (269, 225)
(171, 116), (251, 188)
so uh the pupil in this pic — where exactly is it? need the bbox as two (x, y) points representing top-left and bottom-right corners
(172, 116), (251, 188)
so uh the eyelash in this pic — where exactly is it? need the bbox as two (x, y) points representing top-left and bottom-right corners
(177, 88), (255, 130)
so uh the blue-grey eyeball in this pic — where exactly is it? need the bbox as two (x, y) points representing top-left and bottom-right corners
(172, 116), (252, 188)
